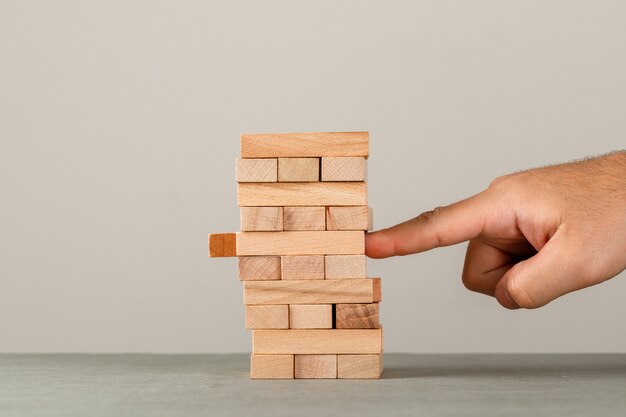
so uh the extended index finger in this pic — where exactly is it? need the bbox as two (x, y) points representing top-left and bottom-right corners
(365, 192), (490, 258)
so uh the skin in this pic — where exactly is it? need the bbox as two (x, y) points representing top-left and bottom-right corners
(366, 151), (626, 309)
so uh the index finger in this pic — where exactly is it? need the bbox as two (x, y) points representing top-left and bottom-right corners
(365, 192), (489, 258)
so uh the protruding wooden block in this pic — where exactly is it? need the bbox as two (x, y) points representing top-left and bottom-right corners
(237, 183), (366, 207)
(237, 231), (364, 256)
(246, 305), (289, 329)
(325, 255), (367, 279)
(283, 207), (325, 231)
(252, 329), (383, 354)
(240, 207), (283, 231)
(250, 354), (294, 379)
(326, 206), (372, 231)
(281, 256), (325, 280)
(337, 354), (383, 379)
(236, 158), (277, 182)
(278, 158), (320, 182)
(289, 304), (332, 329)
(241, 132), (369, 158)
(244, 278), (381, 305)
(295, 355), (337, 379)
(238, 256), (281, 281)
(321, 157), (366, 181)
(208, 233), (236, 257)
(336, 303), (379, 329)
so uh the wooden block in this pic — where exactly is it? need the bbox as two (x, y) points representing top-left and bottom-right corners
(244, 278), (381, 305)
(237, 231), (364, 256)
(238, 256), (281, 281)
(321, 157), (366, 181)
(241, 132), (369, 158)
(278, 158), (320, 182)
(240, 207), (283, 231)
(236, 158), (277, 182)
(326, 206), (372, 231)
(337, 354), (383, 379)
(295, 355), (337, 379)
(289, 304), (332, 329)
(246, 305), (289, 329)
(250, 354), (294, 379)
(281, 256), (325, 280)
(325, 255), (367, 279)
(252, 329), (383, 354)
(336, 303), (379, 329)
(208, 233), (236, 257)
(237, 183), (366, 207)
(283, 207), (325, 231)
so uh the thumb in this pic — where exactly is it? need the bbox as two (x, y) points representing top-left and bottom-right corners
(365, 192), (490, 258)
(495, 228), (585, 309)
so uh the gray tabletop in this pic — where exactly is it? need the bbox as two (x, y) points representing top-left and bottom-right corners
(1, 353), (625, 417)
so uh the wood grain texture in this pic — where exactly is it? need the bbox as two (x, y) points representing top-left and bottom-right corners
(244, 278), (381, 305)
(208, 233), (236, 257)
(241, 132), (369, 158)
(326, 206), (372, 231)
(283, 207), (325, 231)
(278, 158), (320, 182)
(238, 256), (281, 281)
(337, 354), (383, 379)
(246, 305), (289, 329)
(252, 329), (383, 354)
(324, 254), (367, 279)
(237, 182), (366, 207)
(295, 355), (337, 379)
(236, 158), (277, 182)
(321, 157), (366, 181)
(336, 303), (379, 329)
(240, 207), (283, 231)
(289, 304), (332, 329)
(281, 256), (325, 280)
(236, 231), (364, 256)
(250, 354), (294, 379)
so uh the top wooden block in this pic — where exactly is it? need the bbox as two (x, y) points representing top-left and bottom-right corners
(241, 132), (369, 158)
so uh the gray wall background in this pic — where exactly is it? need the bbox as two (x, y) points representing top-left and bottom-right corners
(1, 1), (625, 353)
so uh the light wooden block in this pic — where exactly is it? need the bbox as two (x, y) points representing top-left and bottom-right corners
(336, 303), (379, 329)
(252, 329), (383, 354)
(295, 355), (337, 379)
(326, 206), (372, 231)
(236, 231), (364, 256)
(208, 233), (236, 257)
(281, 256), (325, 280)
(289, 304), (332, 329)
(250, 354), (294, 379)
(325, 255), (367, 279)
(246, 305), (289, 329)
(236, 158), (277, 182)
(241, 132), (369, 158)
(283, 207), (325, 231)
(238, 256), (281, 281)
(337, 354), (383, 379)
(321, 157), (366, 181)
(240, 207), (283, 231)
(244, 278), (381, 305)
(237, 183), (366, 207)
(278, 158), (320, 182)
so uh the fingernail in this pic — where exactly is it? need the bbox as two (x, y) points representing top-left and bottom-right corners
(496, 286), (520, 310)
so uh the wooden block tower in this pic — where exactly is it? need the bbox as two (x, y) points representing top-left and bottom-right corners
(208, 132), (383, 379)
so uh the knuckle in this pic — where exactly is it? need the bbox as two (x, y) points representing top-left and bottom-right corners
(419, 207), (441, 224)
(488, 174), (511, 189)
(461, 270), (480, 292)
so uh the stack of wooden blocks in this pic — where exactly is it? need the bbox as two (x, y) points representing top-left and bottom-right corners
(208, 132), (382, 379)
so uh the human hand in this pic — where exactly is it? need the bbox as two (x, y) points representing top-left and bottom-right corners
(366, 151), (626, 309)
